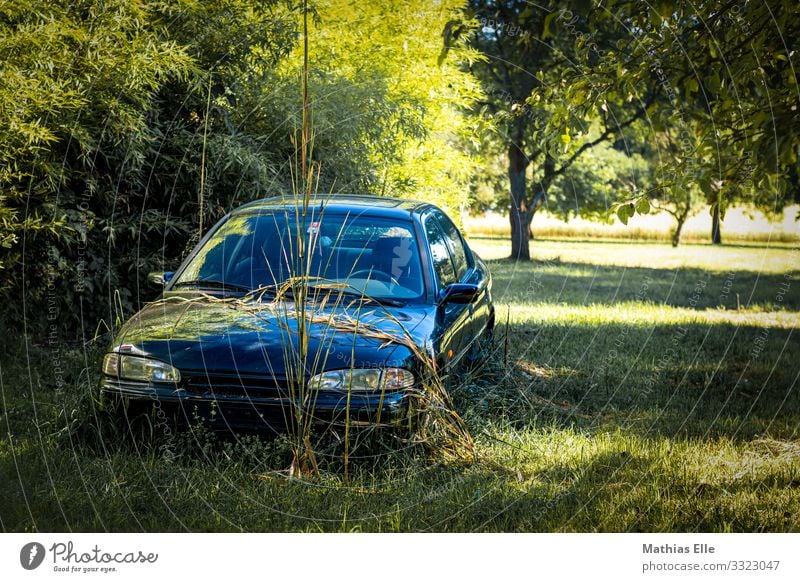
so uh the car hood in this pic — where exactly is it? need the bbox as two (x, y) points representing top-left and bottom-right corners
(111, 293), (436, 376)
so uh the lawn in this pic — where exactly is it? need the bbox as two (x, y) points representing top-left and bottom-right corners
(1, 238), (798, 532)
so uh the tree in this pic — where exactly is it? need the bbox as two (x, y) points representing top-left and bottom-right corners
(449, 1), (653, 260)
(580, 1), (800, 243)
(451, 1), (799, 254)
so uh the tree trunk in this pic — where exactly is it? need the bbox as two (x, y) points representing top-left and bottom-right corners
(672, 213), (688, 247)
(511, 208), (533, 259)
(508, 143), (530, 261)
(711, 203), (722, 245)
(527, 189), (547, 238)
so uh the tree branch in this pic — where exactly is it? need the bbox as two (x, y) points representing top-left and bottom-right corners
(526, 147), (542, 163)
(551, 92), (657, 180)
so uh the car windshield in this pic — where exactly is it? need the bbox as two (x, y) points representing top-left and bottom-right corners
(172, 209), (425, 301)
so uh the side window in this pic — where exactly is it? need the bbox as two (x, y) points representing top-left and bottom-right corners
(424, 215), (457, 288)
(435, 212), (470, 280)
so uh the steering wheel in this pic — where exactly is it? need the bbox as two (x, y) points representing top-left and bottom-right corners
(348, 269), (398, 285)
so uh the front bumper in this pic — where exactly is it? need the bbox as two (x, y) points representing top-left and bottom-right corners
(100, 378), (410, 432)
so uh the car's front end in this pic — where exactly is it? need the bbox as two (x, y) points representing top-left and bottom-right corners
(101, 360), (416, 432)
(99, 295), (435, 433)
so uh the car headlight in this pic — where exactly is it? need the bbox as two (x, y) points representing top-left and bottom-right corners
(102, 354), (181, 383)
(308, 368), (414, 392)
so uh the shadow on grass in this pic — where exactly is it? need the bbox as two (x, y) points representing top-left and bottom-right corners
(443, 450), (799, 531)
(458, 319), (799, 444)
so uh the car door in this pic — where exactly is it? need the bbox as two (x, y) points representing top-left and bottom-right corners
(423, 211), (471, 369)
(434, 211), (492, 354)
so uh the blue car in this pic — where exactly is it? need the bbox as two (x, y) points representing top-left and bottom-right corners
(100, 194), (494, 432)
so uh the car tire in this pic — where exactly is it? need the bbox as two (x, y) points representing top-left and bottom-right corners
(465, 324), (494, 371)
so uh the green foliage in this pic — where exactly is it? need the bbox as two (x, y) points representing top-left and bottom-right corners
(0, 0), (481, 338)
(545, 1), (800, 224)
(0, 0), (299, 336)
(272, 0), (483, 216)
(547, 134), (651, 221)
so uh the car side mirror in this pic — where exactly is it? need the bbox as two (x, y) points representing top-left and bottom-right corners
(147, 271), (174, 287)
(438, 283), (480, 304)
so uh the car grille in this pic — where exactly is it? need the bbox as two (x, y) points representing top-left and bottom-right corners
(182, 372), (293, 398)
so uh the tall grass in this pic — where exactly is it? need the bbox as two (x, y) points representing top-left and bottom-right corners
(1, 238), (798, 531)
(262, 2), (473, 477)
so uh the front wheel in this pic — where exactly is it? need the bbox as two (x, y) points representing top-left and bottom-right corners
(465, 324), (494, 371)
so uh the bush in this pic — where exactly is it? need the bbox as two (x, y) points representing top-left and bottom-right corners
(0, 0), (297, 338)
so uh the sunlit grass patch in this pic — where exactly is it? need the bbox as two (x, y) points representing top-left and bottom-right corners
(480, 240), (799, 313)
(501, 302), (800, 329)
(468, 428), (800, 531)
(470, 238), (799, 274)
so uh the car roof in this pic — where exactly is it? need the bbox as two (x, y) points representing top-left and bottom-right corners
(232, 193), (432, 219)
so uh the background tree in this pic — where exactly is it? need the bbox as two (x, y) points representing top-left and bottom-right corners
(573, 1), (800, 244)
(456, 1), (799, 255)
(453, 0), (653, 260)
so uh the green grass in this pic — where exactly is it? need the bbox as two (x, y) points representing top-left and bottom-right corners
(1, 238), (799, 531)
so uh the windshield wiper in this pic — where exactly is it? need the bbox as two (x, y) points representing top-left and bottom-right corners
(244, 284), (287, 300)
(337, 289), (405, 307)
(306, 280), (405, 307)
(172, 279), (251, 292)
